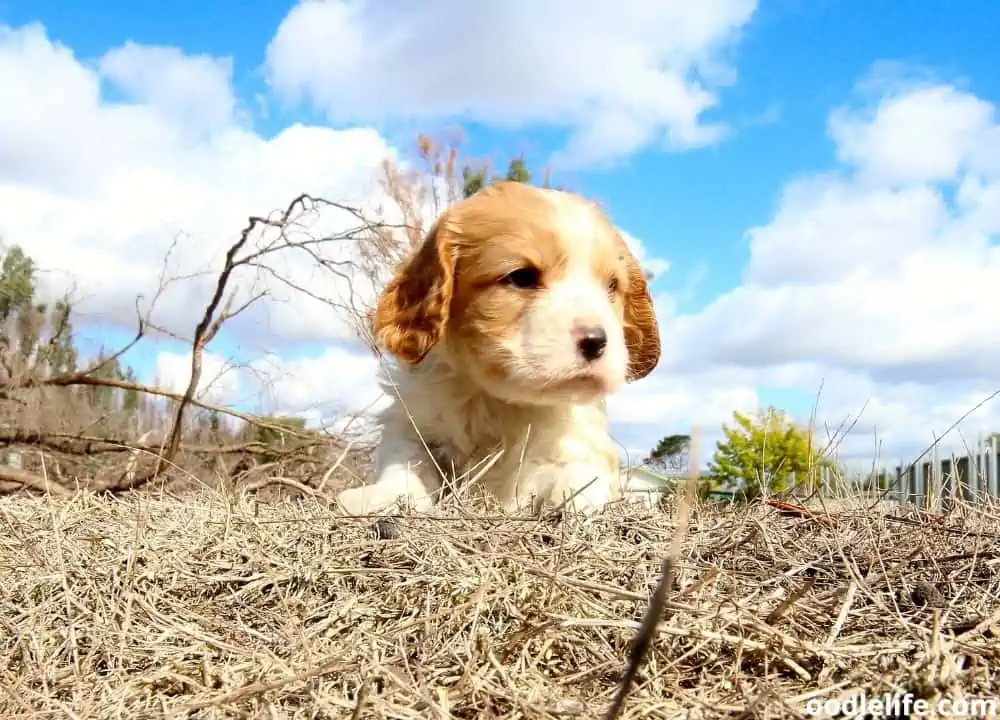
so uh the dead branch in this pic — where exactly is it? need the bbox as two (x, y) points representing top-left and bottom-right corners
(0, 428), (329, 457)
(155, 190), (398, 480)
(0, 465), (73, 497)
(36, 374), (315, 440)
(0, 133), (488, 498)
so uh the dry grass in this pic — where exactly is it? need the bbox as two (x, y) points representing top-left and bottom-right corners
(2, 487), (999, 719)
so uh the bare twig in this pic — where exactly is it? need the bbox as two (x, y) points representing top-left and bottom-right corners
(605, 428), (700, 720)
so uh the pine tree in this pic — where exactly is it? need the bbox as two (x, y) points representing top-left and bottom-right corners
(0, 244), (143, 436)
(0, 243), (81, 375)
(462, 156), (537, 198)
(647, 433), (691, 472)
(0, 245), (35, 323)
(504, 155), (532, 183)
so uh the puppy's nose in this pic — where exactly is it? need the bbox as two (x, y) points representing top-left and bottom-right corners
(575, 325), (608, 362)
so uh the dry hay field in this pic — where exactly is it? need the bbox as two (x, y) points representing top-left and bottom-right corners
(2, 486), (999, 719)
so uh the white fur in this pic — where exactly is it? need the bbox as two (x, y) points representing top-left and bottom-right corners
(336, 352), (622, 516)
(336, 187), (639, 517)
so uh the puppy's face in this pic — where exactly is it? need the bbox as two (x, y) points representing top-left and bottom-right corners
(373, 182), (660, 405)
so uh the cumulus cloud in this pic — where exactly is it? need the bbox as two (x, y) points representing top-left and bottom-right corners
(264, 0), (757, 166)
(0, 22), (398, 350)
(608, 367), (759, 463)
(652, 75), (1000, 463)
(98, 42), (237, 135)
(0, 20), (693, 463)
(679, 79), (1000, 379)
(620, 230), (671, 279)
(148, 341), (389, 440)
(243, 347), (387, 418)
(829, 84), (1000, 187)
(154, 350), (242, 405)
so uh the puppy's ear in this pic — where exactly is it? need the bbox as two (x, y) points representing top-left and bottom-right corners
(373, 218), (457, 365)
(619, 241), (661, 381)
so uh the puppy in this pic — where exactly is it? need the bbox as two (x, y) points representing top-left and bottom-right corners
(337, 181), (660, 516)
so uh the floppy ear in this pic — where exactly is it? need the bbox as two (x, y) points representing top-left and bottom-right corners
(620, 243), (661, 381)
(372, 219), (457, 365)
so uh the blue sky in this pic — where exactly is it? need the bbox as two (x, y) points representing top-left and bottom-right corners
(3, 0), (1000, 462)
(7, 0), (998, 314)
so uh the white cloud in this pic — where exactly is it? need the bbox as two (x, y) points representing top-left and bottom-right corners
(98, 42), (237, 135)
(652, 76), (1000, 464)
(264, 0), (757, 166)
(829, 84), (1000, 187)
(1, 20), (700, 465)
(620, 230), (671, 278)
(608, 367), (759, 463)
(151, 343), (388, 433)
(154, 349), (241, 405)
(0, 23), (403, 354)
(243, 347), (387, 418)
(680, 80), (1000, 379)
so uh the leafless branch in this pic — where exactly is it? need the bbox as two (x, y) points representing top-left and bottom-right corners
(0, 132), (486, 498)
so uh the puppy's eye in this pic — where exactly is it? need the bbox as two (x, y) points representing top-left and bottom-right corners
(608, 277), (620, 295)
(503, 267), (542, 289)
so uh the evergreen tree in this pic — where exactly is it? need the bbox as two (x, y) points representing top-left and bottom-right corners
(0, 244), (141, 432)
(0, 243), (81, 375)
(647, 433), (691, 472)
(462, 156), (537, 198)
(0, 245), (35, 323)
(504, 155), (532, 183)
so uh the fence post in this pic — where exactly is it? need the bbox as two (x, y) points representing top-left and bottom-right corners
(985, 434), (992, 499)
(974, 433), (984, 502)
(925, 450), (930, 509)
(989, 434), (1000, 497)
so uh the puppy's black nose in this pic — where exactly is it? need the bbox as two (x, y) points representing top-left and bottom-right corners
(576, 326), (608, 361)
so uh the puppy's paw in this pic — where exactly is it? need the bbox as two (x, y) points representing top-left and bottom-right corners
(520, 462), (618, 516)
(336, 469), (438, 517)
(335, 485), (378, 516)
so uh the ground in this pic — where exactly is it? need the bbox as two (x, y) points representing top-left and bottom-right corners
(2, 488), (998, 719)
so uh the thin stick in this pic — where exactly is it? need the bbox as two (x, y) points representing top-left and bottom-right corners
(605, 428), (699, 720)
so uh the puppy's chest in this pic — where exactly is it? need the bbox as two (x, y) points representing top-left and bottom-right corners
(414, 399), (614, 480)
(417, 400), (521, 464)
(394, 366), (615, 476)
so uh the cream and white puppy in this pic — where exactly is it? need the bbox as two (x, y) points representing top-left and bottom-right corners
(337, 181), (660, 516)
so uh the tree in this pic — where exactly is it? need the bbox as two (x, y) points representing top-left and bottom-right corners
(462, 165), (488, 198)
(82, 349), (142, 435)
(0, 244), (146, 428)
(647, 433), (690, 472)
(504, 156), (532, 183)
(706, 407), (832, 500)
(0, 244), (36, 323)
(36, 297), (78, 374)
(0, 244), (41, 360)
(0, 244), (82, 375)
(461, 155), (536, 198)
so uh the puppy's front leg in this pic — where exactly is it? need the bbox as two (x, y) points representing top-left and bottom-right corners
(336, 421), (441, 516)
(513, 461), (619, 516)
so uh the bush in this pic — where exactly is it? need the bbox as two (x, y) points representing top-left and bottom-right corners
(249, 415), (308, 446)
